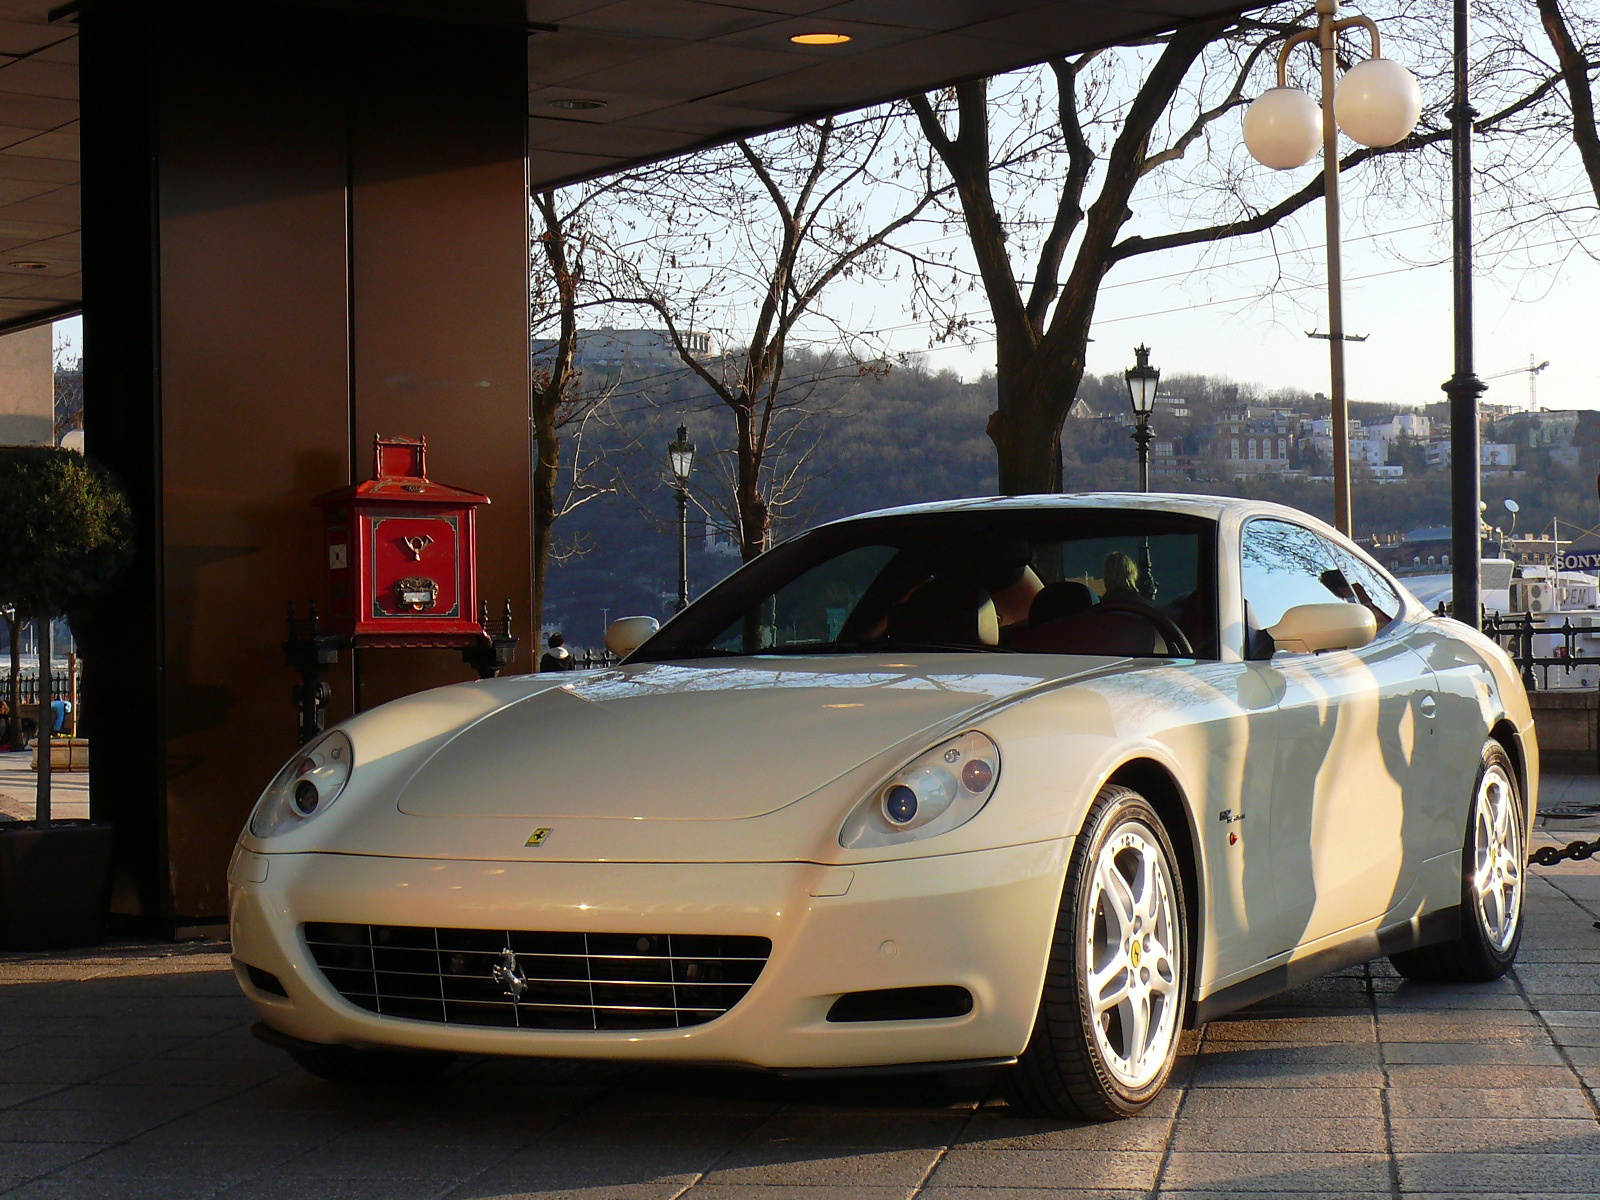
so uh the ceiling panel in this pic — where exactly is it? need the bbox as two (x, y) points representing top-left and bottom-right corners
(0, 0), (1261, 332)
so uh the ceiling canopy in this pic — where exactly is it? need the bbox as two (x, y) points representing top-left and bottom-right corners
(0, 0), (1255, 332)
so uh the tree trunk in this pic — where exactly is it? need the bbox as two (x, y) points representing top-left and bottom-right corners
(34, 614), (51, 829)
(990, 290), (1096, 495)
(5, 611), (19, 751)
(734, 400), (769, 563)
(531, 406), (559, 666)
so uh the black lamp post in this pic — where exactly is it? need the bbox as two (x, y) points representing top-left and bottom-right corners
(667, 425), (695, 612)
(1124, 344), (1160, 493)
(1445, 0), (1484, 630)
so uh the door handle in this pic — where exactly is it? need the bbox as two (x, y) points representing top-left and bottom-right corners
(1419, 694), (1437, 718)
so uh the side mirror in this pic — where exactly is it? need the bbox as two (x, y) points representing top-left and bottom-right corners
(605, 616), (660, 659)
(1266, 602), (1377, 655)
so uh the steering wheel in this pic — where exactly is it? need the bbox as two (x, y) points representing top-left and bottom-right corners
(1098, 599), (1195, 658)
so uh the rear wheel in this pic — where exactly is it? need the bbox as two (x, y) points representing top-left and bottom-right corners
(1008, 786), (1187, 1120)
(1390, 740), (1524, 982)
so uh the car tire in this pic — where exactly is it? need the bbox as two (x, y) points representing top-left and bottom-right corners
(1007, 785), (1187, 1120)
(1389, 740), (1524, 983)
(287, 1044), (456, 1086)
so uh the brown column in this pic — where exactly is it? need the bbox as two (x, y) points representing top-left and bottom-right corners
(80, 0), (532, 929)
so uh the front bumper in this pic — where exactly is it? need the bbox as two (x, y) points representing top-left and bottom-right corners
(228, 840), (1071, 1070)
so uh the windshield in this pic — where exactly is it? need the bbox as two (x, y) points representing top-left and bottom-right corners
(633, 507), (1219, 662)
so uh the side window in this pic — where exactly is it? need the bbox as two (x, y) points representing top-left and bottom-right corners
(1326, 542), (1402, 629)
(1240, 519), (1346, 633)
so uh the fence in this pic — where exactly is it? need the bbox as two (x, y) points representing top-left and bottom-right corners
(0, 668), (74, 707)
(1480, 612), (1595, 692)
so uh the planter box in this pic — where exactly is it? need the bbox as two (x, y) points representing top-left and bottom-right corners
(0, 821), (115, 950)
(1527, 689), (1598, 774)
(31, 738), (88, 772)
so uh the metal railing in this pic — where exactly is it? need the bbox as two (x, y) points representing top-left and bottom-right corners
(1480, 611), (1593, 691)
(0, 668), (74, 707)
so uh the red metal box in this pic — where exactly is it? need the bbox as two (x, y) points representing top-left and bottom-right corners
(313, 436), (490, 646)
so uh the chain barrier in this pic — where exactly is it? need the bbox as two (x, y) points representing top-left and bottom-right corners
(1529, 838), (1600, 867)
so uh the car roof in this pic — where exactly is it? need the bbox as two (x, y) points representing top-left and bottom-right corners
(831, 492), (1323, 529)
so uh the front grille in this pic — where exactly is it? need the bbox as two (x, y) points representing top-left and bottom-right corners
(302, 923), (771, 1031)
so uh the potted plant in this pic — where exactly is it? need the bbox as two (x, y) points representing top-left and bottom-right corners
(0, 446), (133, 950)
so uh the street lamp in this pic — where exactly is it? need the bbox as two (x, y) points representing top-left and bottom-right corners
(667, 424), (695, 612)
(1124, 343), (1160, 493)
(1242, 0), (1422, 537)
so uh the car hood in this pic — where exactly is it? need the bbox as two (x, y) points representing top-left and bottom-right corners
(394, 654), (1115, 821)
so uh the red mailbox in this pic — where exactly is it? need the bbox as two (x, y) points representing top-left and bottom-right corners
(313, 436), (489, 646)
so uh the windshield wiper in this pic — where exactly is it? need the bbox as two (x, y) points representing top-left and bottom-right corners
(873, 640), (1015, 654)
(634, 646), (741, 663)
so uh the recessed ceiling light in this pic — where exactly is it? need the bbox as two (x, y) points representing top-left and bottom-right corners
(8, 261), (46, 271)
(791, 32), (851, 46)
(549, 98), (607, 111)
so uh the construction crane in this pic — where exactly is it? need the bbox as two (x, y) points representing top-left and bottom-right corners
(1484, 355), (1551, 412)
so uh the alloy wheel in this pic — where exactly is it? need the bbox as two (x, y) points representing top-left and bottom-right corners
(1082, 819), (1181, 1090)
(1472, 760), (1523, 954)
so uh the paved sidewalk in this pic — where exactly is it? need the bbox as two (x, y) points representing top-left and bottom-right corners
(0, 750), (88, 823)
(0, 792), (1595, 1198)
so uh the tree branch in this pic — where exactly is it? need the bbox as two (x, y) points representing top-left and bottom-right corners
(1537, 0), (1600, 205)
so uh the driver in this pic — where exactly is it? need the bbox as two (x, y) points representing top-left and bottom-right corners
(1100, 551), (1147, 606)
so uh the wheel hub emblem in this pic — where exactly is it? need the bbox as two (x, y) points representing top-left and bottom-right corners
(491, 947), (527, 1002)
(1129, 938), (1143, 969)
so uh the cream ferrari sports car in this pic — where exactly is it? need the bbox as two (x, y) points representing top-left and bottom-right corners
(230, 494), (1535, 1119)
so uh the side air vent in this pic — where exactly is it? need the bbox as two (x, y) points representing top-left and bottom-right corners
(242, 963), (289, 998)
(827, 985), (973, 1023)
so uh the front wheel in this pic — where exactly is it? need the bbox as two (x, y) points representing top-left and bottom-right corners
(1007, 786), (1187, 1120)
(1390, 740), (1524, 982)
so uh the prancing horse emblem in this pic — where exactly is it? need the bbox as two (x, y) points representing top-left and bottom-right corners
(491, 948), (526, 1002)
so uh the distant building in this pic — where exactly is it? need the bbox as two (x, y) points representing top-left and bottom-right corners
(1425, 441), (1519, 470)
(1482, 442), (1517, 470)
(1372, 527), (1453, 573)
(1492, 409), (1579, 451)
(0, 325), (54, 447)
(532, 326), (718, 370)
(1215, 410), (1292, 477)
(1150, 436), (1202, 483)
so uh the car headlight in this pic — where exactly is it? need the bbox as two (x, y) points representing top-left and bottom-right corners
(839, 731), (1000, 849)
(248, 730), (354, 839)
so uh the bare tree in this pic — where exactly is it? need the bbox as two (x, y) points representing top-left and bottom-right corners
(908, 2), (1559, 495)
(611, 110), (942, 561)
(529, 187), (622, 653)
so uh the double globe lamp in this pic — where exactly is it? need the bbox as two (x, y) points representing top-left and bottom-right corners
(1242, 43), (1422, 171)
(1239, 0), (1422, 538)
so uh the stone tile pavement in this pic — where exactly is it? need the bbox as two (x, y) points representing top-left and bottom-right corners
(0, 751), (87, 823)
(0, 784), (1595, 1198)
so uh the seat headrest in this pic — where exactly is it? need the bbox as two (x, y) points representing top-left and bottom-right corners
(888, 578), (999, 646)
(1029, 580), (1095, 626)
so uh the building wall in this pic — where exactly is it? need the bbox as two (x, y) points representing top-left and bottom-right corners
(0, 324), (53, 446)
(81, 0), (532, 927)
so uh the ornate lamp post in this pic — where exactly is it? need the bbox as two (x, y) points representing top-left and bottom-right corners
(667, 425), (695, 612)
(1242, 0), (1422, 537)
(1124, 344), (1160, 493)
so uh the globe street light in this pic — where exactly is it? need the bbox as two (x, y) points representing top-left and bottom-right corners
(667, 425), (695, 612)
(1124, 343), (1160, 493)
(1242, 0), (1422, 537)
